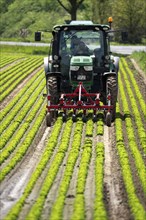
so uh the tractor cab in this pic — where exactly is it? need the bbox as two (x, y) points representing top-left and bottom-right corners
(37, 18), (119, 126)
(50, 22), (112, 91)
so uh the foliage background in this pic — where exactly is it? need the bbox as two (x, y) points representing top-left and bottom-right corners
(0, 0), (146, 43)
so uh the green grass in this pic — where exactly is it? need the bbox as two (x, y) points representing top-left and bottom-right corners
(131, 51), (146, 74)
(0, 45), (49, 55)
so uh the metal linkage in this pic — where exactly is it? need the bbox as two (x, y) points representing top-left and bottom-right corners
(46, 82), (113, 118)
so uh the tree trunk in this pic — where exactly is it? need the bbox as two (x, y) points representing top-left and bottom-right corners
(71, 4), (77, 20)
(57, 0), (84, 21)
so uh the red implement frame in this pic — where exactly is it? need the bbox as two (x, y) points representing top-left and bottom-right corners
(46, 82), (113, 113)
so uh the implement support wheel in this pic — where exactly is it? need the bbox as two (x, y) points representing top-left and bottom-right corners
(105, 112), (112, 127)
(46, 112), (53, 127)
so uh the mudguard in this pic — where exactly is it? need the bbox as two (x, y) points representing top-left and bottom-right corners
(103, 71), (116, 76)
(113, 56), (120, 74)
(44, 57), (49, 74)
(45, 72), (62, 79)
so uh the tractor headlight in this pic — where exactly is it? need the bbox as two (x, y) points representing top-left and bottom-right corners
(70, 66), (80, 71)
(84, 66), (93, 71)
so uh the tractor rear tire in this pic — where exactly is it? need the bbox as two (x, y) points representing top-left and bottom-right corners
(46, 76), (59, 126)
(47, 76), (59, 104)
(106, 75), (118, 121)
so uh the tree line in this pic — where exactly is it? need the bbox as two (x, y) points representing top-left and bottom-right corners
(0, 0), (145, 43)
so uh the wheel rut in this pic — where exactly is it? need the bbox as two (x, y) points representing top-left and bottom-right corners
(104, 125), (131, 220)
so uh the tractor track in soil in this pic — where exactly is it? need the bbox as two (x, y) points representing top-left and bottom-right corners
(104, 125), (131, 220)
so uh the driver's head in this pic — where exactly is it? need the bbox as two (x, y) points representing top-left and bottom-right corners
(71, 35), (80, 45)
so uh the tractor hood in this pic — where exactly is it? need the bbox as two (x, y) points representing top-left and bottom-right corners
(70, 56), (93, 66)
(69, 56), (93, 90)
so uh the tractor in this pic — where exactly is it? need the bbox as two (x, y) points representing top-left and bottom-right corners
(35, 17), (119, 126)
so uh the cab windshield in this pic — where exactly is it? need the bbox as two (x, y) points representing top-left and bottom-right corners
(59, 30), (104, 57)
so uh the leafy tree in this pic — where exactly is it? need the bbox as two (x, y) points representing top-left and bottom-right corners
(0, 0), (65, 38)
(0, 0), (145, 43)
(57, 0), (85, 20)
(112, 0), (145, 43)
(0, 0), (15, 13)
(92, 0), (112, 24)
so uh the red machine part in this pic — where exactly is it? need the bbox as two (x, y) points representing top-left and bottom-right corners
(46, 82), (113, 112)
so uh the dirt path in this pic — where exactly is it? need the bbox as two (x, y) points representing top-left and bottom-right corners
(104, 125), (131, 220)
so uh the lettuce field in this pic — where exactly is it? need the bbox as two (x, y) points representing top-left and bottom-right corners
(0, 53), (146, 220)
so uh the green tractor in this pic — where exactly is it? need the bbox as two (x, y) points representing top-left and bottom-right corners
(35, 18), (119, 126)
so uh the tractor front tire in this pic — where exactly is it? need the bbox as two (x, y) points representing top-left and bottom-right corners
(106, 75), (118, 121)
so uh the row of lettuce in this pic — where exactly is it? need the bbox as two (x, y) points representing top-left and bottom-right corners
(116, 103), (145, 219)
(0, 56), (43, 102)
(0, 54), (25, 69)
(120, 59), (146, 191)
(117, 58), (146, 219)
(120, 58), (146, 153)
(0, 57), (45, 181)
(0, 69), (44, 149)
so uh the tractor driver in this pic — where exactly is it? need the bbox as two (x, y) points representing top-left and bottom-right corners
(71, 35), (90, 56)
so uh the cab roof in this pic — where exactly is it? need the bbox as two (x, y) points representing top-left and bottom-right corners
(53, 21), (110, 32)
(69, 20), (93, 25)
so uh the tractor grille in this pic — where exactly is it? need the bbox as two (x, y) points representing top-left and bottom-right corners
(71, 67), (92, 82)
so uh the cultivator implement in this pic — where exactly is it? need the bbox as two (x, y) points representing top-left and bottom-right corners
(46, 82), (113, 126)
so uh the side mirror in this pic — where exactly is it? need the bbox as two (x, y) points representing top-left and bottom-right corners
(121, 32), (128, 42)
(35, 32), (41, 41)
